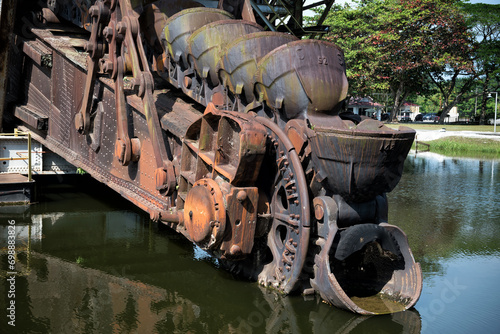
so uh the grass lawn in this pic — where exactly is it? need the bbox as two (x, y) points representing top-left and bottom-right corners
(426, 136), (500, 155)
(383, 123), (500, 158)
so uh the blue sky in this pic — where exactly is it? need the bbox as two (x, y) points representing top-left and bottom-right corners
(304, 0), (500, 17)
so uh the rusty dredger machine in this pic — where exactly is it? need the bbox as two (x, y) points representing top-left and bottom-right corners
(0, 0), (422, 314)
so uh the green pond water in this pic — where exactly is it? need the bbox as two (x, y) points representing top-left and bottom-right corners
(1, 152), (499, 333)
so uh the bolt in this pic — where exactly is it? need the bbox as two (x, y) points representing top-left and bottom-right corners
(116, 22), (127, 35)
(236, 190), (247, 202)
(149, 211), (160, 222)
(84, 42), (94, 52)
(183, 76), (192, 89)
(75, 112), (84, 133)
(230, 244), (242, 256)
(131, 77), (141, 91)
(114, 139), (126, 163)
(314, 204), (324, 220)
(89, 5), (100, 17)
(103, 60), (113, 74)
(103, 26), (113, 39)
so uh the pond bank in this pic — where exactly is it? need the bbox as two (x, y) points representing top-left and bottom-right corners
(411, 129), (500, 158)
(414, 129), (500, 142)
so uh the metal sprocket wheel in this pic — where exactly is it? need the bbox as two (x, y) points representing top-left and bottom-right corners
(256, 117), (310, 294)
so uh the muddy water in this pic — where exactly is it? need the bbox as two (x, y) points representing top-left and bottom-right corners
(1, 152), (499, 333)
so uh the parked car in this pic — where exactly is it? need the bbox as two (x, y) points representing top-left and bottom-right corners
(487, 118), (500, 125)
(414, 114), (423, 122)
(422, 113), (440, 122)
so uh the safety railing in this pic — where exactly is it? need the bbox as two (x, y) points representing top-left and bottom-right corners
(0, 129), (33, 182)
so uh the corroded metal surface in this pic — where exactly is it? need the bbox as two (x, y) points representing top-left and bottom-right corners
(254, 40), (349, 119)
(309, 118), (415, 202)
(255, 114), (311, 294)
(218, 31), (298, 106)
(187, 19), (262, 87)
(184, 178), (226, 247)
(310, 197), (422, 314)
(3, 0), (422, 315)
(164, 8), (233, 69)
(0, 0), (18, 130)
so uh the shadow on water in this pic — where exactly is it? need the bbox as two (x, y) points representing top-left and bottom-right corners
(1, 175), (422, 333)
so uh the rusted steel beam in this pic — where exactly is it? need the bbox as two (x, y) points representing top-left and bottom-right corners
(309, 0), (335, 39)
(22, 40), (53, 68)
(218, 0), (255, 21)
(0, 0), (18, 131)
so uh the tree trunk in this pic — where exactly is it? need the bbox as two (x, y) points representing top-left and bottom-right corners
(438, 104), (455, 124)
(429, 70), (476, 125)
(390, 82), (406, 122)
(478, 71), (491, 125)
(478, 94), (488, 125)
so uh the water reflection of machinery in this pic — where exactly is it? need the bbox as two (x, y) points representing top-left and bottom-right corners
(1, 205), (421, 333)
(310, 304), (421, 334)
(14, 251), (420, 333)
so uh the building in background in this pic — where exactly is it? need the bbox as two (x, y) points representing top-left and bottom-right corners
(347, 97), (384, 120)
(397, 102), (420, 122)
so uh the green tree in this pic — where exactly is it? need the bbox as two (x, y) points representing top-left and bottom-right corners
(316, 0), (475, 123)
(318, 1), (389, 95)
(461, 3), (500, 124)
(412, 91), (441, 115)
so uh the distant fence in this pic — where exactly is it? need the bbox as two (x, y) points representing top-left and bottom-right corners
(415, 140), (430, 153)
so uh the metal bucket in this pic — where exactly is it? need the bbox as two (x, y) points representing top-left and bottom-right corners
(217, 31), (297, 105)
(309, 118), (416, 203)
(311, 199), (423, 315)
(163, 8), (233, 69)
(187, 20), (262, 87)
(254, 40), (349, 119)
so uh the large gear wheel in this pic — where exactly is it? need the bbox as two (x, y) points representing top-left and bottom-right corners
(256, 117), (310, 294)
